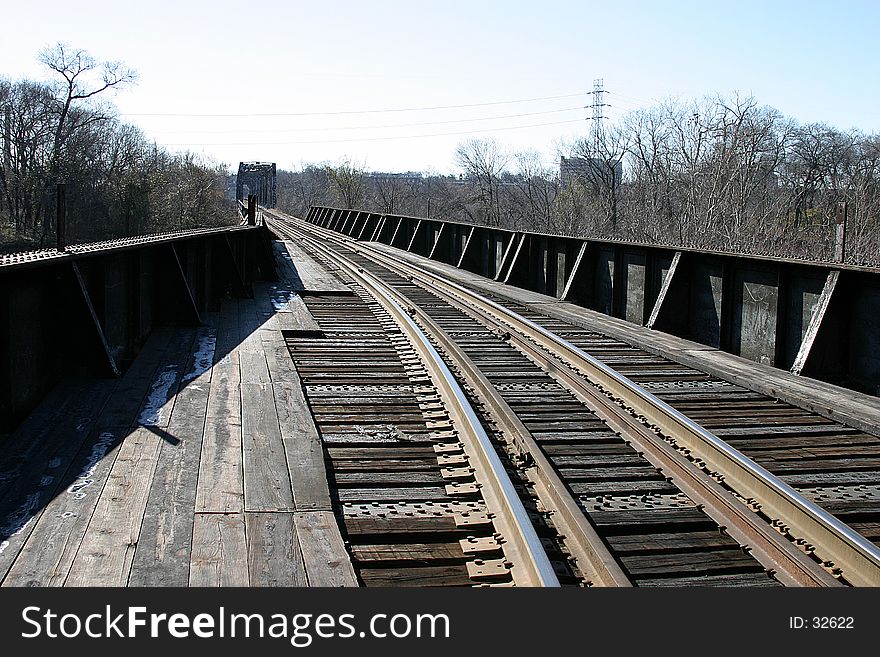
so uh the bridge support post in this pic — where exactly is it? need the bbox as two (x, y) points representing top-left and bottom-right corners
(456, 226), (477, 269)
(834, 202), (847, 262)
(70, 262), (121, 376)
(247, 195), (256, 225)
(427, 223), (447, 260)
(791, 270), (839, 376)
(502, 234), (529, 286)
(646, 251), (683, 329)
(56, 183), (66, 252)
(495, 232), (521, 282)
(406, 219), (423, 253)
(561, 241), (589, 302)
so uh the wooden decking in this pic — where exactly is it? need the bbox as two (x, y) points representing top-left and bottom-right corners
(0, 239), (357, 587)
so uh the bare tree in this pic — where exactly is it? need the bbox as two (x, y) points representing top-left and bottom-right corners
(568, 123), (628, 233)
(512, 150), (557, 230)
(38, 43), (136, 241)
(372, 174), (403, 214)
(326, 159), (365, 209)
(454, 138), (509, 225)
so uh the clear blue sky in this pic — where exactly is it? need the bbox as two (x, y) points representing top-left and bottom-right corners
(1, 0), (878, 173)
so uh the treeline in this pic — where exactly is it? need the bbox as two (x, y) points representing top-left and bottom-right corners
(0, 45), (233, 251)
(277, 95), (879, 266)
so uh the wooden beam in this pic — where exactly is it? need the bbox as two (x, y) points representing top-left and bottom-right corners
(455, 226), (477, 269)
(71, 262), (121, 377)
(406, 219), (423, 252)
(560, 241), (589, 301)
(389, 216), (405, 247)
(355, 213), (371, 240)
(343, 210), (356, 233)
(502, 233), (528, 284)
(369, 215), (386, 242)
(791, 270), (839, 376)
(427, 223), (445, 260)
(646, 251), (682, 329)
(294, 511), (358, 586)
(495, 232), (520, 282)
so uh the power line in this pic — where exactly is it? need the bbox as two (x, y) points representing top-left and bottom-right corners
(160, 118), (585, 147)
(123, 92), (586, 118)
(148, 106), (585, 135)
(607, 90), (658, 106)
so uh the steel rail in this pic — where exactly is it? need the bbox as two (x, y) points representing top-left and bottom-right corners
(392, 301), (633, 586)
(269, 210), (880, 586)
(312, 228), (880, 587)
(269, 218), (561, 587)
(270, 214), (629, 585)
(279, 215), (834, 585)
(410, 289), (842, 587)
(273, 212), (825, 585)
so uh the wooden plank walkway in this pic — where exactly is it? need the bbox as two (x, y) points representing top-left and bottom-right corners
(0, 239), (357, 587)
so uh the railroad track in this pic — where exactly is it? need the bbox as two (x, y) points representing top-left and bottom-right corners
(265, 209), (880, 587)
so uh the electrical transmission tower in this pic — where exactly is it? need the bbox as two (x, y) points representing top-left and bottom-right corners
(588, 78), (609, 155)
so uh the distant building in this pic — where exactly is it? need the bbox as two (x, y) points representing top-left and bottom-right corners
(560, 156), (623, 188)
(364, 171), (423, 184)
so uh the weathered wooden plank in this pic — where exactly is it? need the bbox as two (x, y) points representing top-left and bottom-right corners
(638, 572), (778, 587)
(572, 480), (681, 496)
(620, 549), (760, 576)
(134, 328), (198, 429)
(288, 296), (322, 331)
(215, 300), (241, 360)
(181, 324), (217, 385)
(253, 282), (275, 317)
(605, 531), (739, 554)
(273, 381), (333, 511)
(189, 513), (249, 587)
(272, 242), (305, 291)
(280, 241), (350, 293)
(0, 378), (109, 497)
(196, 359), (243, 513)
(239, 350), (271, 384)
(0, 379), (115, 581)
(241, 383), (295, 512)
(245, 512), (308, 586)
(261, 329), (296, 382)
(65, 427), (164, 586)
(792, 270), (839, 376)
(1, 426), (125, 587)
(128, 379), (209, 586)
(239, 297), (266, 349)
(351, 542), (466, 562)
(330, 460), (437, 472)
(557, 466), (667, 481)
(326, 447), (436, 459)
(342, 516), (463, 537)
(358, 566), (472, 587)
(587, 507), (716, 529)
(334, 486), (449, 502)
(293, 511), (357, 587)
(333, 471), (445, 485)
(95, 328), (175, 428)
